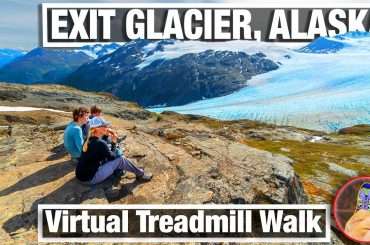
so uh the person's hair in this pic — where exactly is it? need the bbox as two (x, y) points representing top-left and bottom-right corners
(90, 105), (102, 115)
(82, 128), (103, 152)
(83, 129), (94, 152)
(72, 107), (89, 122)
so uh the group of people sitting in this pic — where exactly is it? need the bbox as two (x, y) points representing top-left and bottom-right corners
(63, 106), (152, 185)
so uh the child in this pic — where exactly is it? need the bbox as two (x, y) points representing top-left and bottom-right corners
(88, 105), (123, 157)
(90, 105), (102, 119)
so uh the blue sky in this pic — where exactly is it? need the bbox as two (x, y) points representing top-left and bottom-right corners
(1, 0), (367, 50)
(1, 0), (226, 50)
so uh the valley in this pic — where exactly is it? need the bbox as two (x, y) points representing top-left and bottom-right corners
(1, 33), (369, 133)
(0, 83), (368, 243)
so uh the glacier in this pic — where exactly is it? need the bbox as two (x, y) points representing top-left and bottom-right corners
(150, 32), (370, 132)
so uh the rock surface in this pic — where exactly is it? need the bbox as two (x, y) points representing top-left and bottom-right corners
(0, 111), (306, 242)
(0, 83), (151, 120)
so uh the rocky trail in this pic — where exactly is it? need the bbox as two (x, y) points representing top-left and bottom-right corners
(0, 83), (368, 244)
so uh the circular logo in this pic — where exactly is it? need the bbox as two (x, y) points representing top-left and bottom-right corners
(333, 176), (370, 243)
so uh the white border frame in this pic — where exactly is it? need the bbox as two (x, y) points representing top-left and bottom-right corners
(41, 2), (370, 48)
(38, 204), (331, 243)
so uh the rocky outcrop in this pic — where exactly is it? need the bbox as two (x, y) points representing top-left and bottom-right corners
(0, 83), (152, 120)
(0, 109), (306, 241)
(0, 85), (308, 242)
(0, 83), (367, 244)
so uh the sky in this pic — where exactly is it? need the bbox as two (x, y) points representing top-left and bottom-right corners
(1, 0), (225, 50)
(1, 0), (369, 50)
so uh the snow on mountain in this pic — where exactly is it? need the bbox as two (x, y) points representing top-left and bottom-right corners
(65, 39), (280, 107)
(0, 106), (65, 113)
(76, 43), (122, 59)
(136, 39), (295, 69)
(151, 33), (370, 132)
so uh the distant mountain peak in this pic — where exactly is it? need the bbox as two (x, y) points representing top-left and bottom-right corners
(0, 48), (26, 56)
(298, 31), (370, 54)
(76, 43), (122, 59)
(0, 48), (26, 68)
(335, 31), (370, 40)
(298, 37), (349, 54)
(0, 47), (92, 84)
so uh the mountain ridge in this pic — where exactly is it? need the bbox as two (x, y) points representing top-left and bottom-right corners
(0, 48), (93, 84)
(65, 39), (280, 107)
(299, 31), (370, 53)
(0, 43), (123, 84)
(0, 48), (25, 68)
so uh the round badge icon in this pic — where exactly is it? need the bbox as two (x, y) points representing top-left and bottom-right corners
(333, 176), (370, 243)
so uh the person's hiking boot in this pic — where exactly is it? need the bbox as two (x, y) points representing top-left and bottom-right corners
(105, 185), (121, 199)
(136, 173), (153, 182)
(113, 169), (125, 178)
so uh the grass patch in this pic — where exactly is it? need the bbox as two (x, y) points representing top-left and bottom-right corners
(242, 139), (370, 201)
(200, 118), (269, 130)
